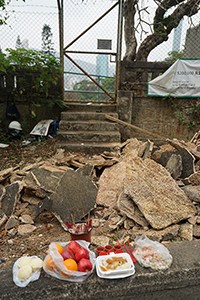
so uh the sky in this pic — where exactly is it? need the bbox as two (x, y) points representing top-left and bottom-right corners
(1, 0), (200, 62)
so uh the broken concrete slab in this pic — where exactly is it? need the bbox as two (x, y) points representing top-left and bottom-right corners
(182, 185), (200, 203)
(117, 191), (149, 227)
(179, 223), (193, 241)
(1, 181), (24, 217)
(124, 157), (196, 230)
(0, 209), (8, 228)
(165, 153), (182, 180)
(50, 164), (98, 223)
(96, 161), (126, 208)
(19, 214), (34, 224)
(142, 139), (154, 160)
(0, 186), (6, 208)
(30, 165), (65, 192)
(188, 171), (200, 185)
(5, 215), (19, 230)
(0, 167), (14, 183)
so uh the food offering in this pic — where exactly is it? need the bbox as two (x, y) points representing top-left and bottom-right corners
(43, 240), (96, 282)
(13, 256), (43, 287)
(133, 234), (173, 270)
(96, 253), (135, 279)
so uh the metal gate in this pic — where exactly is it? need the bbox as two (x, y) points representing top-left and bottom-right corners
(58, 0), (123, 104)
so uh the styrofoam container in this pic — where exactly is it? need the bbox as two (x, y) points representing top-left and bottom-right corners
(96, 253), (135, 279)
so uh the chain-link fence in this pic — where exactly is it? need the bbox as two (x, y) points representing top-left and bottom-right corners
(1, 0), (200, 102)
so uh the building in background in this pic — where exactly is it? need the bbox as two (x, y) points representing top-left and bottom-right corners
(96, 54), (108, 78)
(172, 19), (183, 52)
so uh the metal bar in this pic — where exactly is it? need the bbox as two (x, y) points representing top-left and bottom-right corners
(57, 0), (64, 101)
(64, 71), (114, 79)
(65, 50), (117, 56)
(64, 1), (119, 50)
(114, 0), (123, 99)
(64, 53), (115, 102)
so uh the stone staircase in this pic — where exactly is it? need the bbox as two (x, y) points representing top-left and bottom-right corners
(55, 103), (121, 154)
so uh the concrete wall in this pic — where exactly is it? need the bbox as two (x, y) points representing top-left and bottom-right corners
(118, 60), (200, 145)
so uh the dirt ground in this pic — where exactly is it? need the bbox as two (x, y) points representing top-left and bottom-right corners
(0, 136), (110, 267)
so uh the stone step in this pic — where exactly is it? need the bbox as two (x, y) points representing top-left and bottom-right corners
(57, 130), (121, 143)
(58, 120), (119, 132)
(64, 102), (117, 112)
(61, 111), (118, 121)
(55, 141), (121, 154)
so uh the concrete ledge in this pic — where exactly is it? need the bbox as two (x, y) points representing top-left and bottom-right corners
(1, 240), (200, 300)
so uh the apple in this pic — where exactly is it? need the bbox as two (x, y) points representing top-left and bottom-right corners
(78, 258), (93, 272)
(61, 248), (75, 260)
(75, 247), (89, 261)
(67, 240), (81, 255)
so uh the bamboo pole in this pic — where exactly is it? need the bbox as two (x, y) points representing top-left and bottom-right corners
(104, 114), (167, 141)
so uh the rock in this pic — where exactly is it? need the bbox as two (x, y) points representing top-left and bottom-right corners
(0, 209), (8, 228)
(117, 191), (149, 227)
(21, 193), (41, 205)
(193, 224), (200, 237)
(182, 185), (200, 203)
(17, 224), (36, 235)
(1, 181), (24, 217)
(179, 223), (193, 241)
(124, 157), (196, 230)
(50, 164), (98, 223)
(0, 186), (6, 208)
(91, 235), (110, 247)
(19, 214), (34, 224)
(96, 161), (126, 208)
(142, 140), (154, 160)
(92, 219), (100, 227)
(165, 154), (182, 180)
(188, 171), (200, 185)
(7, 227), (18, 237)
(0, 167), (14, 183)
(5, 215), (19, 230)
(188, 215), (197, 225)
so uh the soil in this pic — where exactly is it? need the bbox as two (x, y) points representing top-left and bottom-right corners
(0, 136), (110, 267)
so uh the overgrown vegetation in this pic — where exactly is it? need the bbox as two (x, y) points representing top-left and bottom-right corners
(163, 94), (200, 131)
(0, 48), (65, 133)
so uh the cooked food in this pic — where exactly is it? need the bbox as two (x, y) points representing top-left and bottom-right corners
(18, 265), (32, 280)
(17, 257), (32, 268)
(30, 258), (43, 272)
(100, 256), (130, 272)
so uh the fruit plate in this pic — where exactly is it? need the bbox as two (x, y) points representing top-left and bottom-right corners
(96, 253), (135, 279)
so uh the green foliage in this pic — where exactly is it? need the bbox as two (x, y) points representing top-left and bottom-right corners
(101, 77), (115, 93)
(0, 0), (25, 25)
(73, 79), (97, 101)
(1, 48), (65, 132)
(164, 51), (184, 63)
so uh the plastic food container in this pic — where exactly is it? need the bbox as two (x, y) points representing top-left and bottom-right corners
(96, 253), (135, 279)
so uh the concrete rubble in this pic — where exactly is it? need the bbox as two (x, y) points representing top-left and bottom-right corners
(1, 131), (200, 244)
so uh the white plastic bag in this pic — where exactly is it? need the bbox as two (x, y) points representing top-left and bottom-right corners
(134, 234), (173, 270)
(43, 240), (96, 282)
(13, 256), (43, 288)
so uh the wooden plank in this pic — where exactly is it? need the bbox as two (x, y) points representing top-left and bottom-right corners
(104, 114), (167, 141)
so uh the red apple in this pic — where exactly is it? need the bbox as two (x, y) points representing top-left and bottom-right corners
(61, 248), (75, 260)
(75, 247), (89, 261)
(78, 258), (93, 272)
(67, 240), (81, 254)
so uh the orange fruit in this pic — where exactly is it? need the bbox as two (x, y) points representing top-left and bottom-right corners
(64, 259), (78, 271)
(47, 243), (63, 254)
(60, 259), (78, 277)
(45, 254), (57, 272)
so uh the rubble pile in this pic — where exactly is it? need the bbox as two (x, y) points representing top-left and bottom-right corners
(1, 131), (200, 245)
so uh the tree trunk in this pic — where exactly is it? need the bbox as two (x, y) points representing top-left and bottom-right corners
(123, 0), (138, 61)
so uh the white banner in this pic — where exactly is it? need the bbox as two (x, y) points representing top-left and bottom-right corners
(147, 59), (200, 97)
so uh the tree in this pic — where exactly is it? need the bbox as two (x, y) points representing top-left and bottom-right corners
(41, 24), (55, 56)
(0, 0), (25, 25)
(16, 35), (22, 49)
(73, 79), (97, 101)
(164, 50), (184, 63)
(123, 0), (200, 62)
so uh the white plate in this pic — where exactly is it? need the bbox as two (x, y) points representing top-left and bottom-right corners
(96, 253), (135, 279)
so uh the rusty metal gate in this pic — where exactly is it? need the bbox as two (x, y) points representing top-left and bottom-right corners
(58, 0), (123, 104)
